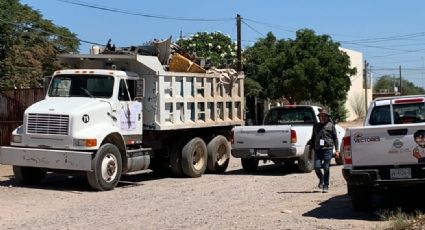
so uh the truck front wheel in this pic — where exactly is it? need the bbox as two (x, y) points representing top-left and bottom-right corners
(206, 135), (230, 173)
(87, 143), (122, 191)
(241, 158), (259, 173)
(181, 137), (207, 178)
(13, 166), (46, 185)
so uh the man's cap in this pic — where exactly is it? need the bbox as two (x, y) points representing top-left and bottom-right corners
(318, 109), (331, 116)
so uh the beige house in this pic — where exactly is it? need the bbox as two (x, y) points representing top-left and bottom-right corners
(340, 48), (372, 121)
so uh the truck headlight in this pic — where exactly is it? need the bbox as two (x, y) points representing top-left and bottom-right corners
(73, 139), (97, 147)
(12, 134), (22, 143)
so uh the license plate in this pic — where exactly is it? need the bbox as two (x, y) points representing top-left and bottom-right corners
(390, 168), (411, 179)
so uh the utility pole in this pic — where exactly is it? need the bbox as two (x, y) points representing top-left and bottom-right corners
(236, 14), (242, 72)
(399, 65), (402, 95)
(363, 60), (369, 115)
(179, 30), (183, 40)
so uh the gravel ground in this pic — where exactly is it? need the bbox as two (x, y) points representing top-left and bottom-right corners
(0, 157), (390, 230)
(0, 120), (399, 230)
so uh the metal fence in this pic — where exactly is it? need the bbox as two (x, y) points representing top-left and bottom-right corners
(0, 88), (45, 146)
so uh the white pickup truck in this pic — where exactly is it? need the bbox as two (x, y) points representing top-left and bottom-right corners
(231, 105), (345, 173)
(342, 95), (425, 211)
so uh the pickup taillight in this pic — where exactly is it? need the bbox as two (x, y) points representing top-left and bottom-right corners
(343, 136), (352, 164)
(291, 130), (297, 143)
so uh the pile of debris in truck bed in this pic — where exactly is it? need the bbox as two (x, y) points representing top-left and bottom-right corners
(97, 37), (210, 74)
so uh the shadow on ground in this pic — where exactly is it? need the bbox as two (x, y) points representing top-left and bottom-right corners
(303, 188), (425, 221)
(225, 162), (341, 177)
(0, 169), (172, 192)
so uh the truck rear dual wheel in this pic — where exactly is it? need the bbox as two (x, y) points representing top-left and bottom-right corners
(181, 137), (207, 178)
(241, 158), (259, 173)
(206, 135), (230, 174)
(170, 142), (184, 177)
(13, 166), (46, 185)
(87, 143), (122, 191)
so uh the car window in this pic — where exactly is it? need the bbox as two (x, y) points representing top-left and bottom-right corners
(369, 105), (391, 125)
(264, 107), (316, 125)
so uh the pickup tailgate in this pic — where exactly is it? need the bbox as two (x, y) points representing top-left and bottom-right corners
(348, 124), (425, 166)
(232, 125), (292, 149)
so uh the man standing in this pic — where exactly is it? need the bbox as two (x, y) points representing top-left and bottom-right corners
(310, 109), (339, 193)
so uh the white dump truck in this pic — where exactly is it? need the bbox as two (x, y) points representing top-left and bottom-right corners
(0, 52), (244, 190)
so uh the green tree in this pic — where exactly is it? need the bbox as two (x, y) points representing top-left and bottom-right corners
(374, 75), (425, 95)
(0, 0), (79, 90)
(176, 31), (237, 69)
(244, 30), (356, 120)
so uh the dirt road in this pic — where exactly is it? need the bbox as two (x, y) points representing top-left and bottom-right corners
(0, 155), (392, 230)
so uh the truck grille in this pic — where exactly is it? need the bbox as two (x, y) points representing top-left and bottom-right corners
(27, 113), (69, 135)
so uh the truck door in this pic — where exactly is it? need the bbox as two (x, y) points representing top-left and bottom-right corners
(118, 79), (143, 135)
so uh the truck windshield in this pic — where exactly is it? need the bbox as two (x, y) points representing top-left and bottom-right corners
(263, 107), (316, 125)
(48, 74), (114, 98)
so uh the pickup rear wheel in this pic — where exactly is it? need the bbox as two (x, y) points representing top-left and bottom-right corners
(241, 158), (259, 173)
(13, 166), (46, 185)
(206, 135), (230, 173)
(350, 185), (372, 211)
(87, 143), (122, 191)
(181, 137), (207, 178)
(298, 146), (314, 173)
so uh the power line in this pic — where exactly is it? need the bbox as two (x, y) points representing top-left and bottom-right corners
(56, 0), (234, 22)
(243, 18), (296, 33)
(242, 20), (265, 37)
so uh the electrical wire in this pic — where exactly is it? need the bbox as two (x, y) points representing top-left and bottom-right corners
(242, 20), (265, 37)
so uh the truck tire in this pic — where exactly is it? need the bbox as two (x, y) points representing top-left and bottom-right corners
(13, 166), (46, 185)
(181, 137), (207, 178)
(87, 143), (122, 191)
(170, 142), (183, 177)
(298, 146), (314, 173)
(206, 135), (230, 174)
(350, 185), (372, 211)
(241, 158), (259, 173)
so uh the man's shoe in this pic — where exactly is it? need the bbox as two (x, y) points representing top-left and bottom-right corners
(322, 187), (329, 193)
(318, 182), (324, 189)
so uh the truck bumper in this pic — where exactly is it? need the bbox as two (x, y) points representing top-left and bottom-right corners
(231, 147), (297, 159)
(342, 168), (425, 187)
(342, 168), (379, 185)
(0, 146), (93, 171)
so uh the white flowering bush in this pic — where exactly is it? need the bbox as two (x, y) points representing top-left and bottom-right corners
(177, 31), (237, 68)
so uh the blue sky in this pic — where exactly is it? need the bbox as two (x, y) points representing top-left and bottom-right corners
(20, 0), (425, 88)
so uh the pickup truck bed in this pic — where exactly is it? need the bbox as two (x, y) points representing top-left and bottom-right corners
(231, 105), (344, 173)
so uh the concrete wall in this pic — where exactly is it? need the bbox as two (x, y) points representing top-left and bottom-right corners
(340, 48), (372, 121)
